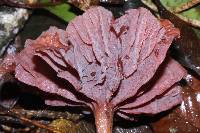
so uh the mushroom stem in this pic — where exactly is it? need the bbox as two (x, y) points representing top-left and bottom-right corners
(94, 104), (113, 133)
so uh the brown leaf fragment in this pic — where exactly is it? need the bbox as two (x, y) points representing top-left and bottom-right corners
(68, 0), (99, 11)
(151, 75), (200, 133)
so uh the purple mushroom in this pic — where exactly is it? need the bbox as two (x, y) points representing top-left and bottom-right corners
(2, 7), (186, 133)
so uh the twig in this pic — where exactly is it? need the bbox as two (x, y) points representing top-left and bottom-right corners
(0, 106), (61, 133)
(12, 108), (83, 122)
(11, 112), (61, 133)
(174, 0), (200, 13)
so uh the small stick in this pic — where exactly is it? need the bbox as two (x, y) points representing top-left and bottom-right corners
(11, 112), (61, 133)
(12, 108), (83, 122)
(0, 106), (61, 133)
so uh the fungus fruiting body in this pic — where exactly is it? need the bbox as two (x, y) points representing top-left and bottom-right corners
(2, 7), (186, 133)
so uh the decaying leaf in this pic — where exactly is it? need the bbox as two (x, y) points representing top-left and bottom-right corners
(49, 118), (95, 133)
(2, 7), (186, 133)
(151, 75), (200, 133)
(68, 0), (99, 11)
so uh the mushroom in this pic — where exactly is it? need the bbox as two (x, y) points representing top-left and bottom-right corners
(2, 7), (186, 133)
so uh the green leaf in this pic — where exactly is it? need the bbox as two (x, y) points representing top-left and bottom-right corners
(142, 0), (200, 20)
(160, 0), (200, 20)
(161, 0), (189, 8)
(181, 7), (200, 20)
(193, 28), (200, 38)
(37, 0), (77, 22)
(45, 3), (77, 22)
